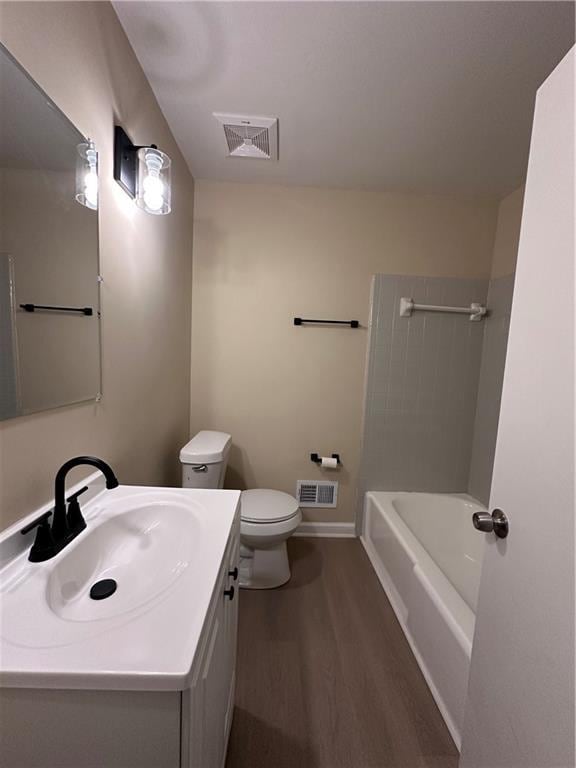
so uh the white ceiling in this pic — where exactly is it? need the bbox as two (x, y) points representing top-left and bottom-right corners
(114, 1), (574, 198)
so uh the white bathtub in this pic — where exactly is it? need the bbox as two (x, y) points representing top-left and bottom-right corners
(361, 491), (486, 749)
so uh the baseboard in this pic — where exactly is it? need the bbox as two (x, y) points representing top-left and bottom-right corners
(293, 522), (356, 538)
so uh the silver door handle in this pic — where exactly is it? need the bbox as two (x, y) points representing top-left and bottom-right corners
(192, 464), (208, 473)
(472, 509), (509, 539)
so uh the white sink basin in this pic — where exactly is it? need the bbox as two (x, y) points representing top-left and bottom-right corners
(0, 484), (240, 691)
(47, 502), (198, 622)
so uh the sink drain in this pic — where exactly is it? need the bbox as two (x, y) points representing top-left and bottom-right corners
(90, 578), (117, 601)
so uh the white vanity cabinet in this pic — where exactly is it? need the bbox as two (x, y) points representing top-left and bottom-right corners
(0, 506), (240, 768)
(181, 515), (240, 768)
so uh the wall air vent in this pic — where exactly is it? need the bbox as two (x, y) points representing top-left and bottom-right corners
(296, 480), (338, 508)
(213, 113), (278, 160)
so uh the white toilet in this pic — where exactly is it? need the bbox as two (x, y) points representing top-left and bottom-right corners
(180, 431), (302, 589)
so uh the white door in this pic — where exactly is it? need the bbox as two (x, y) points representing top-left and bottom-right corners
(460, 48), (575, 768)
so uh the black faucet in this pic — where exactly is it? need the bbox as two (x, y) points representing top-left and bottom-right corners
(21, 456), (119, 562)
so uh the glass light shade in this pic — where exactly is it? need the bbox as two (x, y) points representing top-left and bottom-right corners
(75, 140), (98, 210)
(136, 147), (171, 215)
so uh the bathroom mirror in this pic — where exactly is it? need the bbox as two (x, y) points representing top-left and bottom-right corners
(0, 44), (100, 420)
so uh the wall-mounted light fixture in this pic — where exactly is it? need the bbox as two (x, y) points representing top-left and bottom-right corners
(113, 126), (171, 215)
(75, 139), (98, 210)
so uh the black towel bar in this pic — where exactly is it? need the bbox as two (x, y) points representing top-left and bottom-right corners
(20, 303), (93, 316)
(294, 317), (358, 328)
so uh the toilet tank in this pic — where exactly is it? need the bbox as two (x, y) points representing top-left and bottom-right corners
(180, 431), (232, 489)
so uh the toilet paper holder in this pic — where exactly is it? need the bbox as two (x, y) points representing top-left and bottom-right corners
(311, 453), (341, 465)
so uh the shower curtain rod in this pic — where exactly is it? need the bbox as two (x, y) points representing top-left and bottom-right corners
(399, 297), (487, 322)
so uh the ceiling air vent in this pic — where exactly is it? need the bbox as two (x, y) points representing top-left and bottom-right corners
(213, 113), (278, 160)
(296, 481), (338, 509)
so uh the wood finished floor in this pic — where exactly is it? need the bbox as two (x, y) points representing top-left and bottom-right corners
(225, 538), (458, 768)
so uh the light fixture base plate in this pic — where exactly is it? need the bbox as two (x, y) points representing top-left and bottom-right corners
(113, 125), (137, 198)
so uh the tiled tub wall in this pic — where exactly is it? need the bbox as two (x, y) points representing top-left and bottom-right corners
(359, 274), (514, 507)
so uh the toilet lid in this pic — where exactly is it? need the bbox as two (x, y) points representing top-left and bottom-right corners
(240, 489), (300, 523)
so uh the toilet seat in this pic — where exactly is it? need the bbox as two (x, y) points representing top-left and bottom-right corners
(240, 489), (300, 524)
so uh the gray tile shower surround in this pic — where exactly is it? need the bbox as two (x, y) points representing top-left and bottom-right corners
(360, 273), (514, 506)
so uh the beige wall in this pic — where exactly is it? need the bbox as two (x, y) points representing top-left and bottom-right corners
(0, 2), (195, 530)
(468, 185), (524, 504)
(491, 186), (525, 278)
(191, 180), (498, 522)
